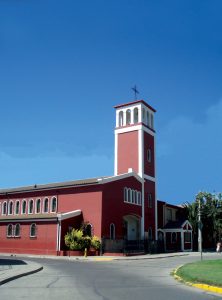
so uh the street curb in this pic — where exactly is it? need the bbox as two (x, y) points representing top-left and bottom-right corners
(72, 253), (189, 261)
(173, 265), (222, 295)
(0, 264), (43, 286)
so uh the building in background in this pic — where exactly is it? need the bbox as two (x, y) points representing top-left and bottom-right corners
(157, 200), (192, 252)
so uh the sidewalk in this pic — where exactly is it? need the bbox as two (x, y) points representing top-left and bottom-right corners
(0, 257), (43, 286)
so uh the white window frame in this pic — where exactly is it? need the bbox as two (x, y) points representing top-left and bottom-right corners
(7, 224), (13, 237)
(133, 107), (138, 124)
(21, 200), (27, 214)
(138, 192), (142, 205)
(2, 201), (7, 215)
(15, 200), (20, 215)
(124, 187), (128, 202)
(184, 231), (191, 243)
(119, 111), (124, 127)
(150, 114), (154, 129)
(146, 111), (150, 127)
(126, 109), (131, 125)
(8, 201), (13, 215)
(148, 194), (152, 208)
(35, 198), (41, 214)
(30, 223), (37, 238)
(142, 108), (145, 122)
(14, 223), (21, 237)
(51, 197), (57, 213)
(28, 199), (34, 214)
(43, 198), (49, 213)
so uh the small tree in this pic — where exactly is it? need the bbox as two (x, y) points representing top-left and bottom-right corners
(64, 229), (84, 250)
(64, 227), (101, 252)
(91, 236), (101, 250)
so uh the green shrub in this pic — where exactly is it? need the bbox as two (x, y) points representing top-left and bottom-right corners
(64, 229), (84, 250)
(64, 228), (101, 251)
(91, 236), (101, 250)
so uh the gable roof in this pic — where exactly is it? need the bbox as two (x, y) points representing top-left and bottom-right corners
(0, 171), (142, 195)
(163, 220), (192, 230)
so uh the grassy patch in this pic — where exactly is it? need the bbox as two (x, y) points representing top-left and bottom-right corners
(176, 259), (222, 287)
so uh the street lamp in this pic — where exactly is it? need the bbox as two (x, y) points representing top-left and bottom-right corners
(198, 197), (203, 261)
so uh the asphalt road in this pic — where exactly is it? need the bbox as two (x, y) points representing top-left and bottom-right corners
(0, 253), (221, 300)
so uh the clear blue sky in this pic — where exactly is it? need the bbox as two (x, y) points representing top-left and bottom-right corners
(0, 0), (222, 204)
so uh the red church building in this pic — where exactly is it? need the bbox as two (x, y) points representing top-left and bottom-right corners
(0, 99), (189, 255)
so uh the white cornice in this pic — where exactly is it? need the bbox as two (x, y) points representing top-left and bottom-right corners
(115, 124), (155, 136)
(144, 174), (156, 182)
(98, 172), (143, 184)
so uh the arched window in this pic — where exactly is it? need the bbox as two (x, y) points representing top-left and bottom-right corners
(28, 199), (34, 214)
(51, 197), (57, 213)
(2, 201), (7, 215)
(133, 107), (138, 123)
(124, 187), (128, 202)
(137, 192), (142, 205)
(147, 149), (152, 162)
(132, 190), (136, 204)
(22, 200), (27, 214)
(14, 224), (20, 237)
(127, 188), (132, 203)
(142, 108), (145, 122)
(110, 223), (115, 240)
(36, 199), (41, 214)
(43, 198), (49, 213)
(119, 111), (124, 127)
(148, 194), (152, 208)
(30, 223), (37, 238)
(126, 109), (131, 125)
(8, 201), (13, 215)
(85, 224), (92, 237)
(15, 201), (20, 215)
(146, 111), (150, 126)
(150, 114), (154, 129)
(7, 224), (13, 237)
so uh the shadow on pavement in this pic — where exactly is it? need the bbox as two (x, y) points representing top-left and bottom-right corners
(0, 259), (27, 266)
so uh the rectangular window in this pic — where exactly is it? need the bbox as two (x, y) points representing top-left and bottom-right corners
(184, 232), (191, 243)
(166, 208), (172, 222)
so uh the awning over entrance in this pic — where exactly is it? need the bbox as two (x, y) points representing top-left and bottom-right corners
(57, 209), (82, 221)
(158, 220), (193, 252)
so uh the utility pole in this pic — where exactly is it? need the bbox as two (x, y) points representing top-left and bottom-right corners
(198, 198), (203, 261)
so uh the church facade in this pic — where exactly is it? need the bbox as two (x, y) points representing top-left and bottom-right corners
(0, 99), (187, 255)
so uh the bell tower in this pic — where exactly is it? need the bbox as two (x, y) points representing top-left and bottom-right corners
(114, 100), (157, 240)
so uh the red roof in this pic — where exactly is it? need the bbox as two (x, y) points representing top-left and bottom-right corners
(114, 99), (156, 112)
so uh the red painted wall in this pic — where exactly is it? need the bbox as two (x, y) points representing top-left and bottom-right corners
(144, 180), (156, 237)
(144, 132), (155, 177)
(0, 185), (103, 255)
(58, 186), (102, 237)
(0, 221), (57, 255)
(117, 131), (139, 174)
(102, 177), (142, 239)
